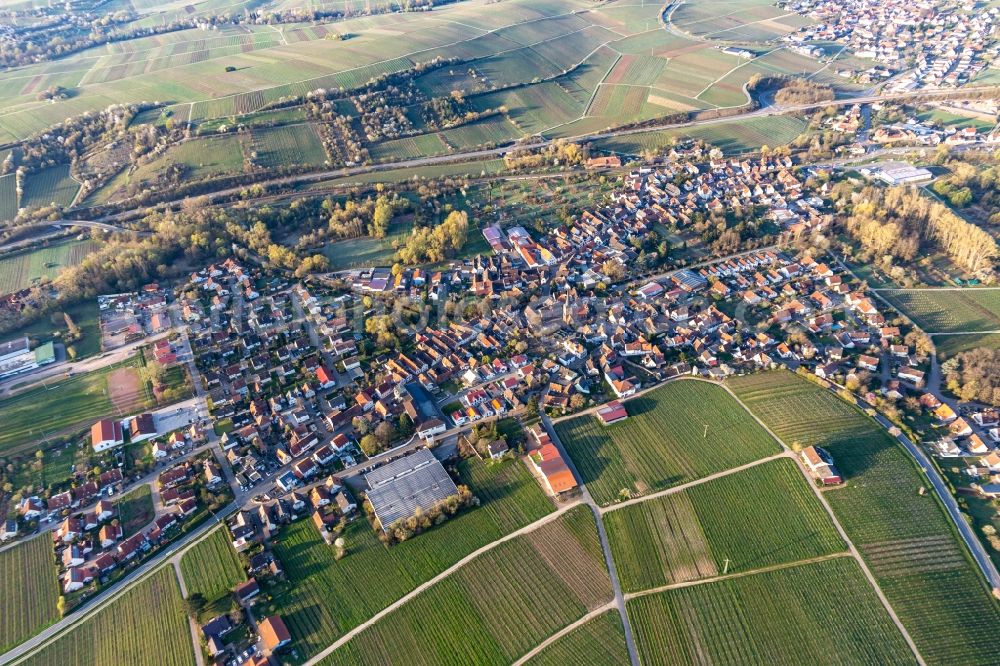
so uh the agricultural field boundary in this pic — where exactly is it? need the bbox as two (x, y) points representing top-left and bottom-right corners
(625, 551), (852, 600)
(599, 450), (788, 514)
(0, 510), (233, 666)
(511, 601), (616, 666)
(185, 6), (599, 121)
(302, 499), (584, 666)
(715, 377), (928, 665)
(170, 560), (205, 666)
(561, 375), (927, 664)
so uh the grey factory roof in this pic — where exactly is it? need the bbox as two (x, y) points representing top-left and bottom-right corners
(365, 449), (459, 532)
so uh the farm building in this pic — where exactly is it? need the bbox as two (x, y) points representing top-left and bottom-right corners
(527, 426), (578, 495)
(800, 446), (843, 485)
(259, 615), (292, 653)
(365, 449), (459, 532)
(596, 401), (628, 426)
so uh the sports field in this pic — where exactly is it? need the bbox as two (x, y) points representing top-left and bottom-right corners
(730, 371), (1000, 666)
(0, 355), (150, 456)
(627, 557), (914, 665)
(879, 288), (1000, 333)
(19, 567), (192, 666)
(267, 458), (554, 658)
(0, 536), (60, 652)
(0, 240), (97, 295)
(604, 457), (844, 593)
(321, 506), (610, 665)
(553, 379), (780, 505)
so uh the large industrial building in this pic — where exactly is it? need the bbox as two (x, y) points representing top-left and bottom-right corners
(365, 449), (459, 532)
(0, 337), (55, 379)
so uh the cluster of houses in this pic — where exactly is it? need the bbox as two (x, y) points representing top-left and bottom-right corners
(183, 263), (372, 491)
(98, 285), (172, 347)
(784, 0), (998, 89)
(327, 155), (831, 427)
(868, 113), (998, 147)
(930, 402), (1000, 483)
(228, 474), (356, 553)
(5, 462), (125, 543)
(38, 457), (213, 597)
(201, 610), (291, 665)
(91, 412), (204, 455)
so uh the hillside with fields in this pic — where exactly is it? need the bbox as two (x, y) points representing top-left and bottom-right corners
(0, 0), (998, 663)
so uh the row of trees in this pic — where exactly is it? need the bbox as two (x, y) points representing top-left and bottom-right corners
(834, 185), (998, 276)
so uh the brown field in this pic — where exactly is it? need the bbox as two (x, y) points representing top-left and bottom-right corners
(107, 367), (145, 413)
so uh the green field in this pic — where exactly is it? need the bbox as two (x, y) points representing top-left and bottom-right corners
(266, 457), (554, 658)
(116, 484), (155, 537)
(179, 525), (245, 601)
(594, 115), (807, 156)
(0, 355), (149, 455)
(0, 536), (60, 652)
(21, 567), (192, 666)
(880, 289), (1000, 333)
(310, 158), (508, 189)
(935, 332), (1000, 359)
(524, 610), (629, 666)
(322, 221), (413, 270)
(129, 134), (246, 187)
(553, 380), (780, 505)
(730, 371), (1000, 666)
(0, 240), (97, 295)
(604, 457), (844, 593)
(322, 506), (610, 665)
(916, 108), (997, 132)
(252, 124), (328, 168)
(0, 173), (16, 221)
(20, 165), (80, 210)
(627, 557), (914, 666)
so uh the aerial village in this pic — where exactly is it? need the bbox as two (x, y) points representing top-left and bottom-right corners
(784, 0), (998, 89)
(2, 146), (998, 664)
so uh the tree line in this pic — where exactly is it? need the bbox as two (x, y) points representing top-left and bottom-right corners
(832, 183), (998, 278)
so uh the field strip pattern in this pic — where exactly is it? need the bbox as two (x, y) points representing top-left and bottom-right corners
(879, 288), (1000, 334)
(314, 507), (613, 665)
(729, 371), (1000, 665)
(627, 557), (918, 666)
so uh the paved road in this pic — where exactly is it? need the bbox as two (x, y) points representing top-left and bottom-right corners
(0, 505), (233, 666)
(64, 85), (997, 226)
(870, 407), (1000, 592)
(833, 258), (1000, 591)
(542, 415), (640, 666)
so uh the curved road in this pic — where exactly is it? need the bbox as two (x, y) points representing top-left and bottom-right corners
(71, 84), (999, 225)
